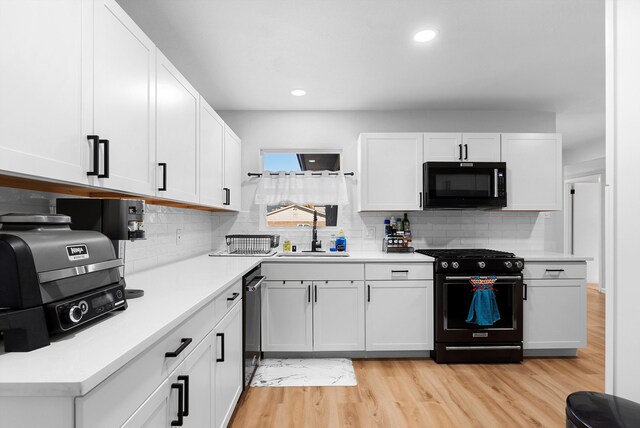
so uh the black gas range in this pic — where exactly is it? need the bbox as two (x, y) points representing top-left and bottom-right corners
(416, 248), (525, 363)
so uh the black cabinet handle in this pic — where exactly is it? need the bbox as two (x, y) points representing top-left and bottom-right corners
(367, 285), (371, 302)
(227, 292), (240, 301)
(87, 135), (100, 176)
(216, 332), (225, 362)
(523, 283), (528, 301)
(545, 269), (565, 272)
(464, 144), (468, 160)
(177, 375), (189, 417)
(223, 187), (230, 205)
(419, 192), (422, 208)
(314, 285), (318, 303)
(165, 338), (192, 358)
(158, 163), (167, 191)
(308, 284), (311, 303)
(458, 144), (463, 160)
(391, 270), (409, 273)
(170, 382), (184, 426)
(98, 139), (109, 178)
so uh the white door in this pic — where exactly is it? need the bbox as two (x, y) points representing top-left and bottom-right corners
(223, 127), (242, 211)
(214, 301), (243, 428)
(501, 133), (562, 211)
(462, 133), (501, 162)
(0, 0), (86, 184)
(523, 279), (586, 349)
(423, 133), (463, 161)
(358, 133), (423, 211)
(156, 50), (199, 203)
(262, 281), (313, 352)
(313, 281), (365, 351)
(572, 182), (602, 284)
(180, 333), (213, 428)
(91, 0), (157, 195)
(121, 378), (172, 428)
(365, 281), (433, 351)
(199, 97), (225, 208)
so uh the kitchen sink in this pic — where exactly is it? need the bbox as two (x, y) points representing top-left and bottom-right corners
(276, 251), (350, 257)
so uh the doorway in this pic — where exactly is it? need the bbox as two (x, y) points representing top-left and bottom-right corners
(564, 174), (604, 291)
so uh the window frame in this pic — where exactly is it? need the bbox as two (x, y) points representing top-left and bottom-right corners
(258, 148), (343, 232)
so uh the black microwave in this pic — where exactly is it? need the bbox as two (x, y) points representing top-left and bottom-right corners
(423, 162), (507, 209)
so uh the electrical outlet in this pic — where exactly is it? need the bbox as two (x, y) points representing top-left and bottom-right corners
(364, 226), (376, 239)
(176, 228), (182, 245)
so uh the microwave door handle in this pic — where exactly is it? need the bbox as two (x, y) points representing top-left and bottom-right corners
(494, 169), (498, 197)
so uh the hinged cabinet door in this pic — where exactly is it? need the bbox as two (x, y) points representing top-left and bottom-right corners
(313, 281), (365, 351)
(156, 50), (199, 203)
(461, 133), (501, 162)
(0, 0), (87, 184)
(199, 97), (225, 208)
(262, 281), (313, 352)
(358, 133), (423, 211)
(423, 133), (463, 161)
(501, 133), (562, 210)
(223, 127), (242, 211)
(90, 0), (157, 195)
(365, 280), (433, 351)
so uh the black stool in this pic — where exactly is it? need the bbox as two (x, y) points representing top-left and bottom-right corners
(566, 391), (640, 427)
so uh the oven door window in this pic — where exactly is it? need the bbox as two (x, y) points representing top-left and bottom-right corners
(444, 278), (516, 330)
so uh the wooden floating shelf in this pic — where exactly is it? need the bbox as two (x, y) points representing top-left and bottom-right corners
(0, 174), (232, 213)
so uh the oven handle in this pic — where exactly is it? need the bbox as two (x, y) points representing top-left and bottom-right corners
(444, 275), (522, 281)
(445, 345), (522, 351)
(246, 275), (265, 292)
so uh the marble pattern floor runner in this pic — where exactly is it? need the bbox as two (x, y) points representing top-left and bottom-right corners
(250, 358), (357, 387)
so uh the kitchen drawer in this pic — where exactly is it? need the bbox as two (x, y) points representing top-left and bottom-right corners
(262, 263), (364, 281)
(213, 279), (242, 326)
(75, 299), (216, 428)
(365, 263), (432, 281)
(523, 262), (586, 280)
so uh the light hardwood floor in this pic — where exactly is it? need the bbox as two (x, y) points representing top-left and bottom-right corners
(231, 288), (604, 427)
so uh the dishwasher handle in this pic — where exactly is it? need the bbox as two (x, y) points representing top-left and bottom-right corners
(246, 275), (265, 292)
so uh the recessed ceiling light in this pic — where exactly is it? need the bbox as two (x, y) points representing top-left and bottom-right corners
(291, 89), (307, 96)
(414, 29), (438, 43)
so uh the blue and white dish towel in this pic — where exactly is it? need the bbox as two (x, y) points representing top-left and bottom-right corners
(466, 276), (501, 326)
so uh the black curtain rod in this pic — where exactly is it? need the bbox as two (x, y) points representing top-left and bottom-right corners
(248, 172), (355, 177)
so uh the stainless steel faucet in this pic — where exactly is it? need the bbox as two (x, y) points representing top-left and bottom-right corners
(311, 210), (322, 252)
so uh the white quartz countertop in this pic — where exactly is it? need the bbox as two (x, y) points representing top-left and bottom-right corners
(0, 255), (260, 397)
(261, 251), (435, 263)
(513, 251), (593, 262)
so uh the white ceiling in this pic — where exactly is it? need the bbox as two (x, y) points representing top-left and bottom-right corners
(117, 0), (605, 150)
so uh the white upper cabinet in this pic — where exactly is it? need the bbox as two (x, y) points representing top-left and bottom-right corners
(199, 97), (225, 208)
(0, 0), (86, 184)
(223, 127), (242, 211)
(89, 0), (157, 195)
(501, 133), (562, 211)
(423, 133), (501, 162)
(156, 50), (199, 203)
(358, 133), (423, 211)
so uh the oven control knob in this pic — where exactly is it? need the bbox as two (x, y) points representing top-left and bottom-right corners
(440, 261), (449, 269)
(66, 305), (83, 324)
(478, 261), (486, 269)
(515, 260), (524, 269)
(451, 261), (459, 269)
(504, 261), (513, 269)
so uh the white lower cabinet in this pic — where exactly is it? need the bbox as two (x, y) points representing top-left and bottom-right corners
(523, 261), (587, 350)
(365, 280), (433, 351)
(262, 280), (313, 352)
(213, 301), (243, 428)
(313, 281), (365, 351)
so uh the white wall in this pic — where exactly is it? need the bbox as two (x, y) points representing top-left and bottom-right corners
(216, 109), (560, 252)
(0, 187), (215, 275)
(606, 0), (640, 402)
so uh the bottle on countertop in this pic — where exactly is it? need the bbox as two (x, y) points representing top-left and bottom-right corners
(336, 229), (347, 252)
(396, 217), (403, 233)
(283, 237), (292, 252)
(384, 219), (393, 236)
(390, 216), (397, 233)
(329, 234), (337, 252)
(402, 213), (410, 232)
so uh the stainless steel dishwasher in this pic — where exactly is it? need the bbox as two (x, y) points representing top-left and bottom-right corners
(243, 265), (264, 389)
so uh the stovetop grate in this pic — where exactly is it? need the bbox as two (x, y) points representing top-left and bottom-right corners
(415, 248), (516, 259)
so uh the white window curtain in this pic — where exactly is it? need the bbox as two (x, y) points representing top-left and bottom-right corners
(255, 171), (349, 205)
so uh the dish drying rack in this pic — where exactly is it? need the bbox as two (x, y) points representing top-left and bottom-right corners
(224, 234), (280, 255)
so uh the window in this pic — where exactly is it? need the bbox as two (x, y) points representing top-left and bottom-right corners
(262, 151), (340, 228)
